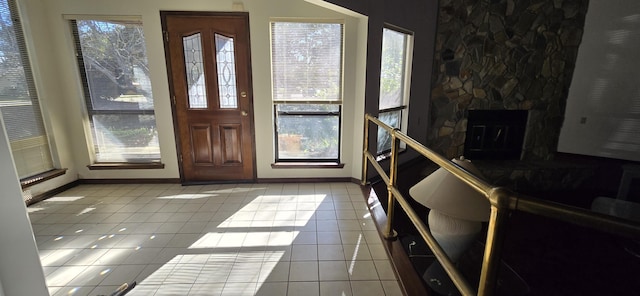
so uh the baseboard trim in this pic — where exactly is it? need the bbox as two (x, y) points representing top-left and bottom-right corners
(78, 178), (182, 184)
(256, 177), (356, 183)
(25, 180), (80, 206)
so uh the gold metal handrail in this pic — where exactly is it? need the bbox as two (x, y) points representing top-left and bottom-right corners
(362, 113), (640, 296)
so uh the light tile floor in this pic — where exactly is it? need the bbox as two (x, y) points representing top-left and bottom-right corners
(28, 182), (402, 296)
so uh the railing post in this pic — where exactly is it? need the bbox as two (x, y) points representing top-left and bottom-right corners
(478, 188), (512, 296)
(361, 115), (370, 185)
(384, 128), (399, 240)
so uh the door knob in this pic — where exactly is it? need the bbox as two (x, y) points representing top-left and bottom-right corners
(240, 91), (247, 98)
(241, 110), (248, 116)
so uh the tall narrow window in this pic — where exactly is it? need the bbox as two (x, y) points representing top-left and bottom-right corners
(72, 19), (160, 163)
(378, 27), (413, 155)
(271, 21), (343, 162)
(0, 0), (54, 178)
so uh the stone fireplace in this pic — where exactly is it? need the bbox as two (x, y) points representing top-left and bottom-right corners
(423, 0), (597, 193)
(427, 0), (589, 161)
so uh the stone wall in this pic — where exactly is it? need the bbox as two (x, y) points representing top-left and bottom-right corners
(428, 0), (589, 160)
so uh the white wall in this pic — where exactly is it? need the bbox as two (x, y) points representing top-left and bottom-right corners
(18, 0), (367, 195)
(559, 0), (640, 162)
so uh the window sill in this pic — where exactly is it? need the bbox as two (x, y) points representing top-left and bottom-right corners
(21, 168), (68, 189)
(271, 162), (345, 169)
(88, 162), (165, 170)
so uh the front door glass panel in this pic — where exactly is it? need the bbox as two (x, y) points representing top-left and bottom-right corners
(183, 33), (207, 109)
(215, 34), (238, 109)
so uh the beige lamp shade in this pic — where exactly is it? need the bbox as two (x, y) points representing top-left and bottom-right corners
(409, 157), (490, 222)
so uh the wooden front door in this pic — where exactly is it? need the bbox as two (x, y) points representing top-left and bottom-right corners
(162, 12), (255, 183)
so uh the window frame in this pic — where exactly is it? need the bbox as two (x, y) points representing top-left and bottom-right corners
(377, 25), (414, 157)
(273, 103), (342, 163)
(70, 17), (162, 166)
(270, 19), (345, 163)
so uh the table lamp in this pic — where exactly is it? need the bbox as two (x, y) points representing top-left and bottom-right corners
(409, 157), (490, 295)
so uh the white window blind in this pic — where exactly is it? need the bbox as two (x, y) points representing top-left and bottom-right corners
(271, 21), (344, 102)
(0, 0), (54, 178)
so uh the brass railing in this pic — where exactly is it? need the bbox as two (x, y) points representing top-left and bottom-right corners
(361, 113), (640, 296)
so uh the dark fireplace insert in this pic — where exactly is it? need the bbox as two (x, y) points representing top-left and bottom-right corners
(464, 110), (529, 160)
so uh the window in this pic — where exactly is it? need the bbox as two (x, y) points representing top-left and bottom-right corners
(270, 21), (343, 162)
(72, 19), (160, 163)
(377, 27), (413, 155)
(0, 0), (54, 178)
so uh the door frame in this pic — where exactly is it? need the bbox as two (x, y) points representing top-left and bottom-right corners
(160, 10), (257, 184)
